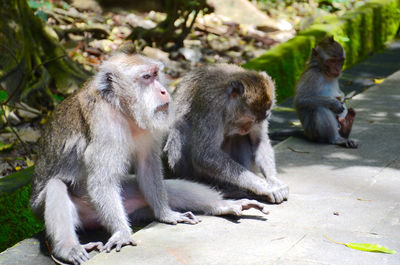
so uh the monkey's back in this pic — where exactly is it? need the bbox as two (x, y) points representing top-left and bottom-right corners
(31, 86), (92, 209)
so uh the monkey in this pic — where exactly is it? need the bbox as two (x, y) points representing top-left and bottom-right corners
(294, 36), (357, 148)
(30, 53), (269, 265)
(164, 64), (289, 204)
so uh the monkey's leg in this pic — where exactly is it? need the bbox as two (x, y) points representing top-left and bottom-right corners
(315, 108), (357, 148)
(44, 179), (102, 265)
(164, 179), (269, 216)
(338, 108), (356, 138)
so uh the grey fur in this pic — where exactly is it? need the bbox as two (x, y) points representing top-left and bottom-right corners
(294, 42), (357, 148)
(164, 64), (289, 204)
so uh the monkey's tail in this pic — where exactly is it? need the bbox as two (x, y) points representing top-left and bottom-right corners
(164, 179), (224, 215)
(268, 129), (304, 141)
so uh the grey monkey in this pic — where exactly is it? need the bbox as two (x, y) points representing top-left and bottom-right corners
(294, 36), (357, 148)
(30, 54), (269, 265)
(164, 64), (289, 204)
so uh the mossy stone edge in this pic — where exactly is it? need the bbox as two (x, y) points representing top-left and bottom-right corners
(243, 0), (400, 103)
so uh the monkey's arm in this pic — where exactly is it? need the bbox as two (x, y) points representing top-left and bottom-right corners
(295, 94), (344, 113)
(84, 144), (136, 252)
(191, 120), (270, 196)
(136, 148), (199, 225)
(251, 124), (289, 202)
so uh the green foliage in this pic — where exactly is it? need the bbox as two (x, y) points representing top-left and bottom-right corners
(27, 0), (53, 10)
(0, 167), (43, 252)
(0, 90), (8, 103)
(0, 0), (90, 109)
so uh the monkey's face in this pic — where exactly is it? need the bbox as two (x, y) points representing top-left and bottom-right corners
(315, 37), (345, 79)
(226, 72), (275, 136)
(129, 63), (172, 132)
(323, 57), (344, 78)
(97, 54), (173, 132)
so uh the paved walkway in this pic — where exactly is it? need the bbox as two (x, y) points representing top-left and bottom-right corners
(82, 70), (400, 265)
(1, 46), (400, 265)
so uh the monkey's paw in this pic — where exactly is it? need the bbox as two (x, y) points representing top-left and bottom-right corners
(51, 242), (102, 265)
(224, 199), (269, 216)
(264, 183), (289, 204)
(102, 231), (137, 253)
(330, 100), (345, 114)
(159, 210), (201, 225)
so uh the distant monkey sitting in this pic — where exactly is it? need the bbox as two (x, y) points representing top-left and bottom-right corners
(164, 64), (289, 204)
(30, 54), (269, 265)
(294, 36), (357, 148)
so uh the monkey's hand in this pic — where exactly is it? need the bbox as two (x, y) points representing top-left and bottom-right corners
(264, 182), (289, 204)
(102, 230), (137, 253)
(54, 242), (103, 265)
(158, 210), (201, 225)
(249, 175), (289, 204)
(329, 100), (345, 114)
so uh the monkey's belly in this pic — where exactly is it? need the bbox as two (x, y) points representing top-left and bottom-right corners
(70, 194), (148, 229)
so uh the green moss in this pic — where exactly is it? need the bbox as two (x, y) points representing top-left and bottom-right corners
(358, 5), (375, 56)
(244, 0), (400, 103)
(0, 168), (43, 252)
(342, 12), (363, 66)
(244, 36), (315, 102)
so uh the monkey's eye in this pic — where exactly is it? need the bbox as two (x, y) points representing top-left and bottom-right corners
(142, 74), (151, 80)
(153, 71), (158, 77)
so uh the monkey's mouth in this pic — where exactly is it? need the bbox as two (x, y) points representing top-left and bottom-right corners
(155, 103), (169, 113)
(237, 121), (253, 135)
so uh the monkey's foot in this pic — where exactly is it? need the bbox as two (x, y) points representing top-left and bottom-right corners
(159, 210), (201, 225)
(56, 244), (90, 265)
(264, 183), (289, 204)
(102, 231), (137, 253)
(335, 138), (358, 148)
(221, 199), (269, 216)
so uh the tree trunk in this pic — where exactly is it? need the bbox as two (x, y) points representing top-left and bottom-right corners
(0, 0), (90, 109)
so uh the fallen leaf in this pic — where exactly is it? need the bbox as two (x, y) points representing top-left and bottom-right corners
(26, 158), (35, 167)
(357, 198), (370, 201)
(374, 78), (385, 84)
(274, 106), (296, 112)
(324, 235), (396, 254)
(0, 141), (15, 152)
(289, 121), (301, 127)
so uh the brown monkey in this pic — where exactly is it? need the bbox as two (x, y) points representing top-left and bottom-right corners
(294, 36), (357, 148)
(30, 54), (269, 264)
(164, 64), (289, 204)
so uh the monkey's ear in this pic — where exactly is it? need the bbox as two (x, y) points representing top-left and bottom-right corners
(328, 36), (335, 42)
(228, 80), (245, 98)
(105, 72), (113, 83)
